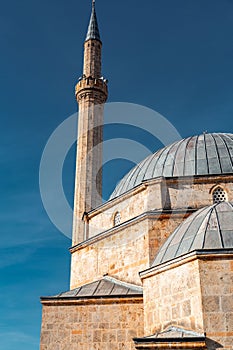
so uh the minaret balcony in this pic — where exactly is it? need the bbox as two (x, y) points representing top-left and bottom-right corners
(75, 76), (108, 101)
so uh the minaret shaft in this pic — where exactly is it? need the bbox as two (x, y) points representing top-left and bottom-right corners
(72, 3), (108, 246)
(83, 40), (102, 78)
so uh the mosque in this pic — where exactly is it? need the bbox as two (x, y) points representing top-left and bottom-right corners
(40, 2), (233, 349)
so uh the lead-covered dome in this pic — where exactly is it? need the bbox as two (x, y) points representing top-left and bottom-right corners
(110, 133), (233, 199)
(153, 201), (233, 266)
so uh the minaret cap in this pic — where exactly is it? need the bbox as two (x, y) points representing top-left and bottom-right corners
(85, 0), (101, 42)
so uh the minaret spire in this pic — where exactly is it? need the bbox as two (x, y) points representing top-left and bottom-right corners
(72, 0), (108, 247)
(85, 0), (101, 42)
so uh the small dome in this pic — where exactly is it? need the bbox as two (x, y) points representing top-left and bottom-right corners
(110, 133), (233, 199)
(152, 201), (233, 266)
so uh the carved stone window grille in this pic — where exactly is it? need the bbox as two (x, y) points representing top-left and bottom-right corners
(213, 187), (227, 204)
(114, 212), (121, 226)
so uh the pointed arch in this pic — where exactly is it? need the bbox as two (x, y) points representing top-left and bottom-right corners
(113, 212), (121, 226)
(211, 185), (227, 204)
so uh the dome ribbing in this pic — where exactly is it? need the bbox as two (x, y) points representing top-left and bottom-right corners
(152, 201), (233, 266)
(110, 133), (233, 199)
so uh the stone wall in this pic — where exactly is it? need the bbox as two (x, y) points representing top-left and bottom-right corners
(70, 218), (150, 289)
(40, 298), (144, 350)
(142, 253), (233, 349)
(87, 185), (151, 238)
(70, 212), (189, 289)
(86, 177), (233, 237)
(199, 256), (233, 349)
(142, 259), (204, 335)
(147, 215), (187, 265)
(165, 177), (233, 211)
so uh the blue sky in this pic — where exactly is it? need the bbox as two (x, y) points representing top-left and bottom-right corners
(1, 0), (233, 349)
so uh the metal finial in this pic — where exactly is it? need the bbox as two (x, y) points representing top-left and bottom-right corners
(85, 0), (101, 42)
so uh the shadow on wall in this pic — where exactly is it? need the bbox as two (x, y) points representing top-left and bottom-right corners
(161, 181), (171, 210)
(206, 338), (223, 349)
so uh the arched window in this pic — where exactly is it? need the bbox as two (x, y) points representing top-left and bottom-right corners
(114, 212), (121, 226)
(212, 187), (227, 204)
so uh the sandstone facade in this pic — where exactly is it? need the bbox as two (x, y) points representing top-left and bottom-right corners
(141, 252), (233, 350)
(40, 298), (144, 350)
(70, 176), (233, 288)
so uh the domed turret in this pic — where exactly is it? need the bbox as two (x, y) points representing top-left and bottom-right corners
(152, 201), (233, 266)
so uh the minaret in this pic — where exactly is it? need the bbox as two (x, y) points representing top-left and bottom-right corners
(72, 0), (108, 246)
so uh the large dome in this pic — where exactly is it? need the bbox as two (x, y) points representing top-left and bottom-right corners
(152, 201), (233, 266)
(110, 133), (233, 199)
